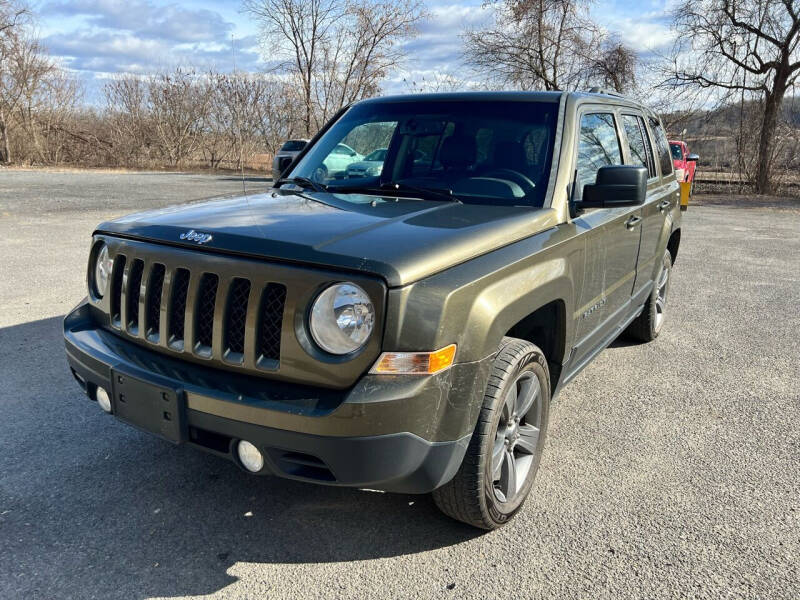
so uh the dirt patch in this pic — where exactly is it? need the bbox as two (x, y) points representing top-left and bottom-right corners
(691, 193), (800, 212)
(0, 164), (272, 177)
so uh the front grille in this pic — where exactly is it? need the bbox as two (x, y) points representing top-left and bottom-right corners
(108, 255), (288, 372)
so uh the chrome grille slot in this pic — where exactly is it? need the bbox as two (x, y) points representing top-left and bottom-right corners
(194, 273), (219, 357)
(126, 259), (144, 334)
(110, 254), (126, 327)
(145, 263), (166, 342)
(223, 278), (251, 364)
(257, 283), (287, 369)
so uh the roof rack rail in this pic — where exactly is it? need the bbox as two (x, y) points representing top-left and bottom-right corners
(586, 86), (624, 97)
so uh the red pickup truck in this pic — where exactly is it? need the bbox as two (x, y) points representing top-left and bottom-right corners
(669, 140), (699, 190)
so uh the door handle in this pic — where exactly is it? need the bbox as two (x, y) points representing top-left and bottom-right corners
(625, 216), (642, 230)
(658, 199), (671, 212)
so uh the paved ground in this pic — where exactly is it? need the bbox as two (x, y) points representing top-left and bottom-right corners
(1, 169), (798, 599)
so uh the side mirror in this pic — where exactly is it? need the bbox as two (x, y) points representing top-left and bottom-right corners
(579, 165), (648, 209)
(686, 153), (699, 162)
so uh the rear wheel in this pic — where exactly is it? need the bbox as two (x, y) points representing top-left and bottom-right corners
(626, 249), (672, 342)
(432, 337), (550, 530)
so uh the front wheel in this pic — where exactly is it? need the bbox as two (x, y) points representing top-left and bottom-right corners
(433, 337), (550, 530)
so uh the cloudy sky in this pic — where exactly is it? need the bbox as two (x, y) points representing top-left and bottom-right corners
(37, 0), (675, 98)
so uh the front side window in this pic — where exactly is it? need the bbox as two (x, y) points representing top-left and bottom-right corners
(670, 143), (683, 160)
(288, 100), (559, 207)
(622, 114), (656, 178)
(575, 113), (622, 198)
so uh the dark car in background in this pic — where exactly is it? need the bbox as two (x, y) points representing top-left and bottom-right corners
(271, 139), (308, 182)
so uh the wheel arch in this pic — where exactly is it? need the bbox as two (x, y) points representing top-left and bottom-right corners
(504, 299), (567, 396)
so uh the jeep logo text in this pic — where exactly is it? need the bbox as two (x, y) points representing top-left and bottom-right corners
(179, 230), (213, 245)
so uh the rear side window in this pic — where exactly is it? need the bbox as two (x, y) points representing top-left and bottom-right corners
(622, 115), (656, 178)
(650, 120), (674, 176)
(575, 113), (622, 198)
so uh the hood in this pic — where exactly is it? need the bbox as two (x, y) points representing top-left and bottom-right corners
(98, 191), (559, 287)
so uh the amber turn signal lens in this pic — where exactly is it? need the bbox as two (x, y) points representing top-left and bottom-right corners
(369, 344), (456, 375)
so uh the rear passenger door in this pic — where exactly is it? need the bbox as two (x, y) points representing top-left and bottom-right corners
(571, 110), (643, 365)
(619, 113), (661, 301)
(631, 117), (675, 295)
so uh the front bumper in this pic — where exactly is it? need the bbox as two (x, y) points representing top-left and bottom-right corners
(64, 300), (491, 493)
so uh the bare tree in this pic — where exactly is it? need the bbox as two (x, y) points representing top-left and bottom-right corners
(463, 0), (634, 91)
(204, 71), (298, 170)
(243, 0), (424, 136)
(667, 0), (800, 194)
(251, 78), (305, 155)
(403, 71), (470, 92)
(147, 69), (213, 167)
(1, 0), (82, 165)
(104, 76), (155, 166)
(586, 37), (638, 93)
(313, 0), (424, 124)
(0, 0), (31, 163)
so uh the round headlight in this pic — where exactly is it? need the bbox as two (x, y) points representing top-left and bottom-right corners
(310, 283), (375, 355)
(93, 242), (112, 298)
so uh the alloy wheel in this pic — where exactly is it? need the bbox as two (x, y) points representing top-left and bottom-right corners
(491, 371), (542, 504)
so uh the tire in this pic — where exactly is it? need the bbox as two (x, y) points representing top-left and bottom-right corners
(432, 337), (550, 530)
(626, 249), (672, 342)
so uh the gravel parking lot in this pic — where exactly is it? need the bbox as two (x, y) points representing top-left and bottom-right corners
(1, 169), (798, 599)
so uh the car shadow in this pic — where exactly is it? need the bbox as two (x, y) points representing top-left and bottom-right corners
(0, 316), (480, 600)
(608, 334), (640, 348)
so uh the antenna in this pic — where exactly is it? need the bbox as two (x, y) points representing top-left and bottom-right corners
(232, 34), (247, 197)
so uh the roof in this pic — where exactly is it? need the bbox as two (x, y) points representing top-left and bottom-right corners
(357, 91), (564, 104)
(355, 90), (658, 120)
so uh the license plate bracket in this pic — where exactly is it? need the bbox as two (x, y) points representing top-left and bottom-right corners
(111, 369), (186, 444)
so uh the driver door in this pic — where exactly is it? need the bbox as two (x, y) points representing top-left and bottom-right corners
(571, 110), (644, 368)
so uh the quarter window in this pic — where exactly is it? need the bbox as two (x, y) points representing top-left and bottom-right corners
(575, 113), (622, 198)
(650, 119), (674, 176)
(622, 114), (656, 178)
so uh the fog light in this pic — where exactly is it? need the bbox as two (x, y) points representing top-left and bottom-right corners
(237, 440), (264, 473)
(96, 386), (112, 413)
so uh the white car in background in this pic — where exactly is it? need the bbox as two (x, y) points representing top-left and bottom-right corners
(346, 148), (388, 178)
(314, 143), (363, 180)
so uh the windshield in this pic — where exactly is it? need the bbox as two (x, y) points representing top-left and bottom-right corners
(287, 100), (558, 207)
(670, 143), (683, 160)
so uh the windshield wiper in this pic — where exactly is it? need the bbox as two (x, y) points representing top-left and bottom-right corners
(379, 181), (462, 203)
(276, 176), (328, 193)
